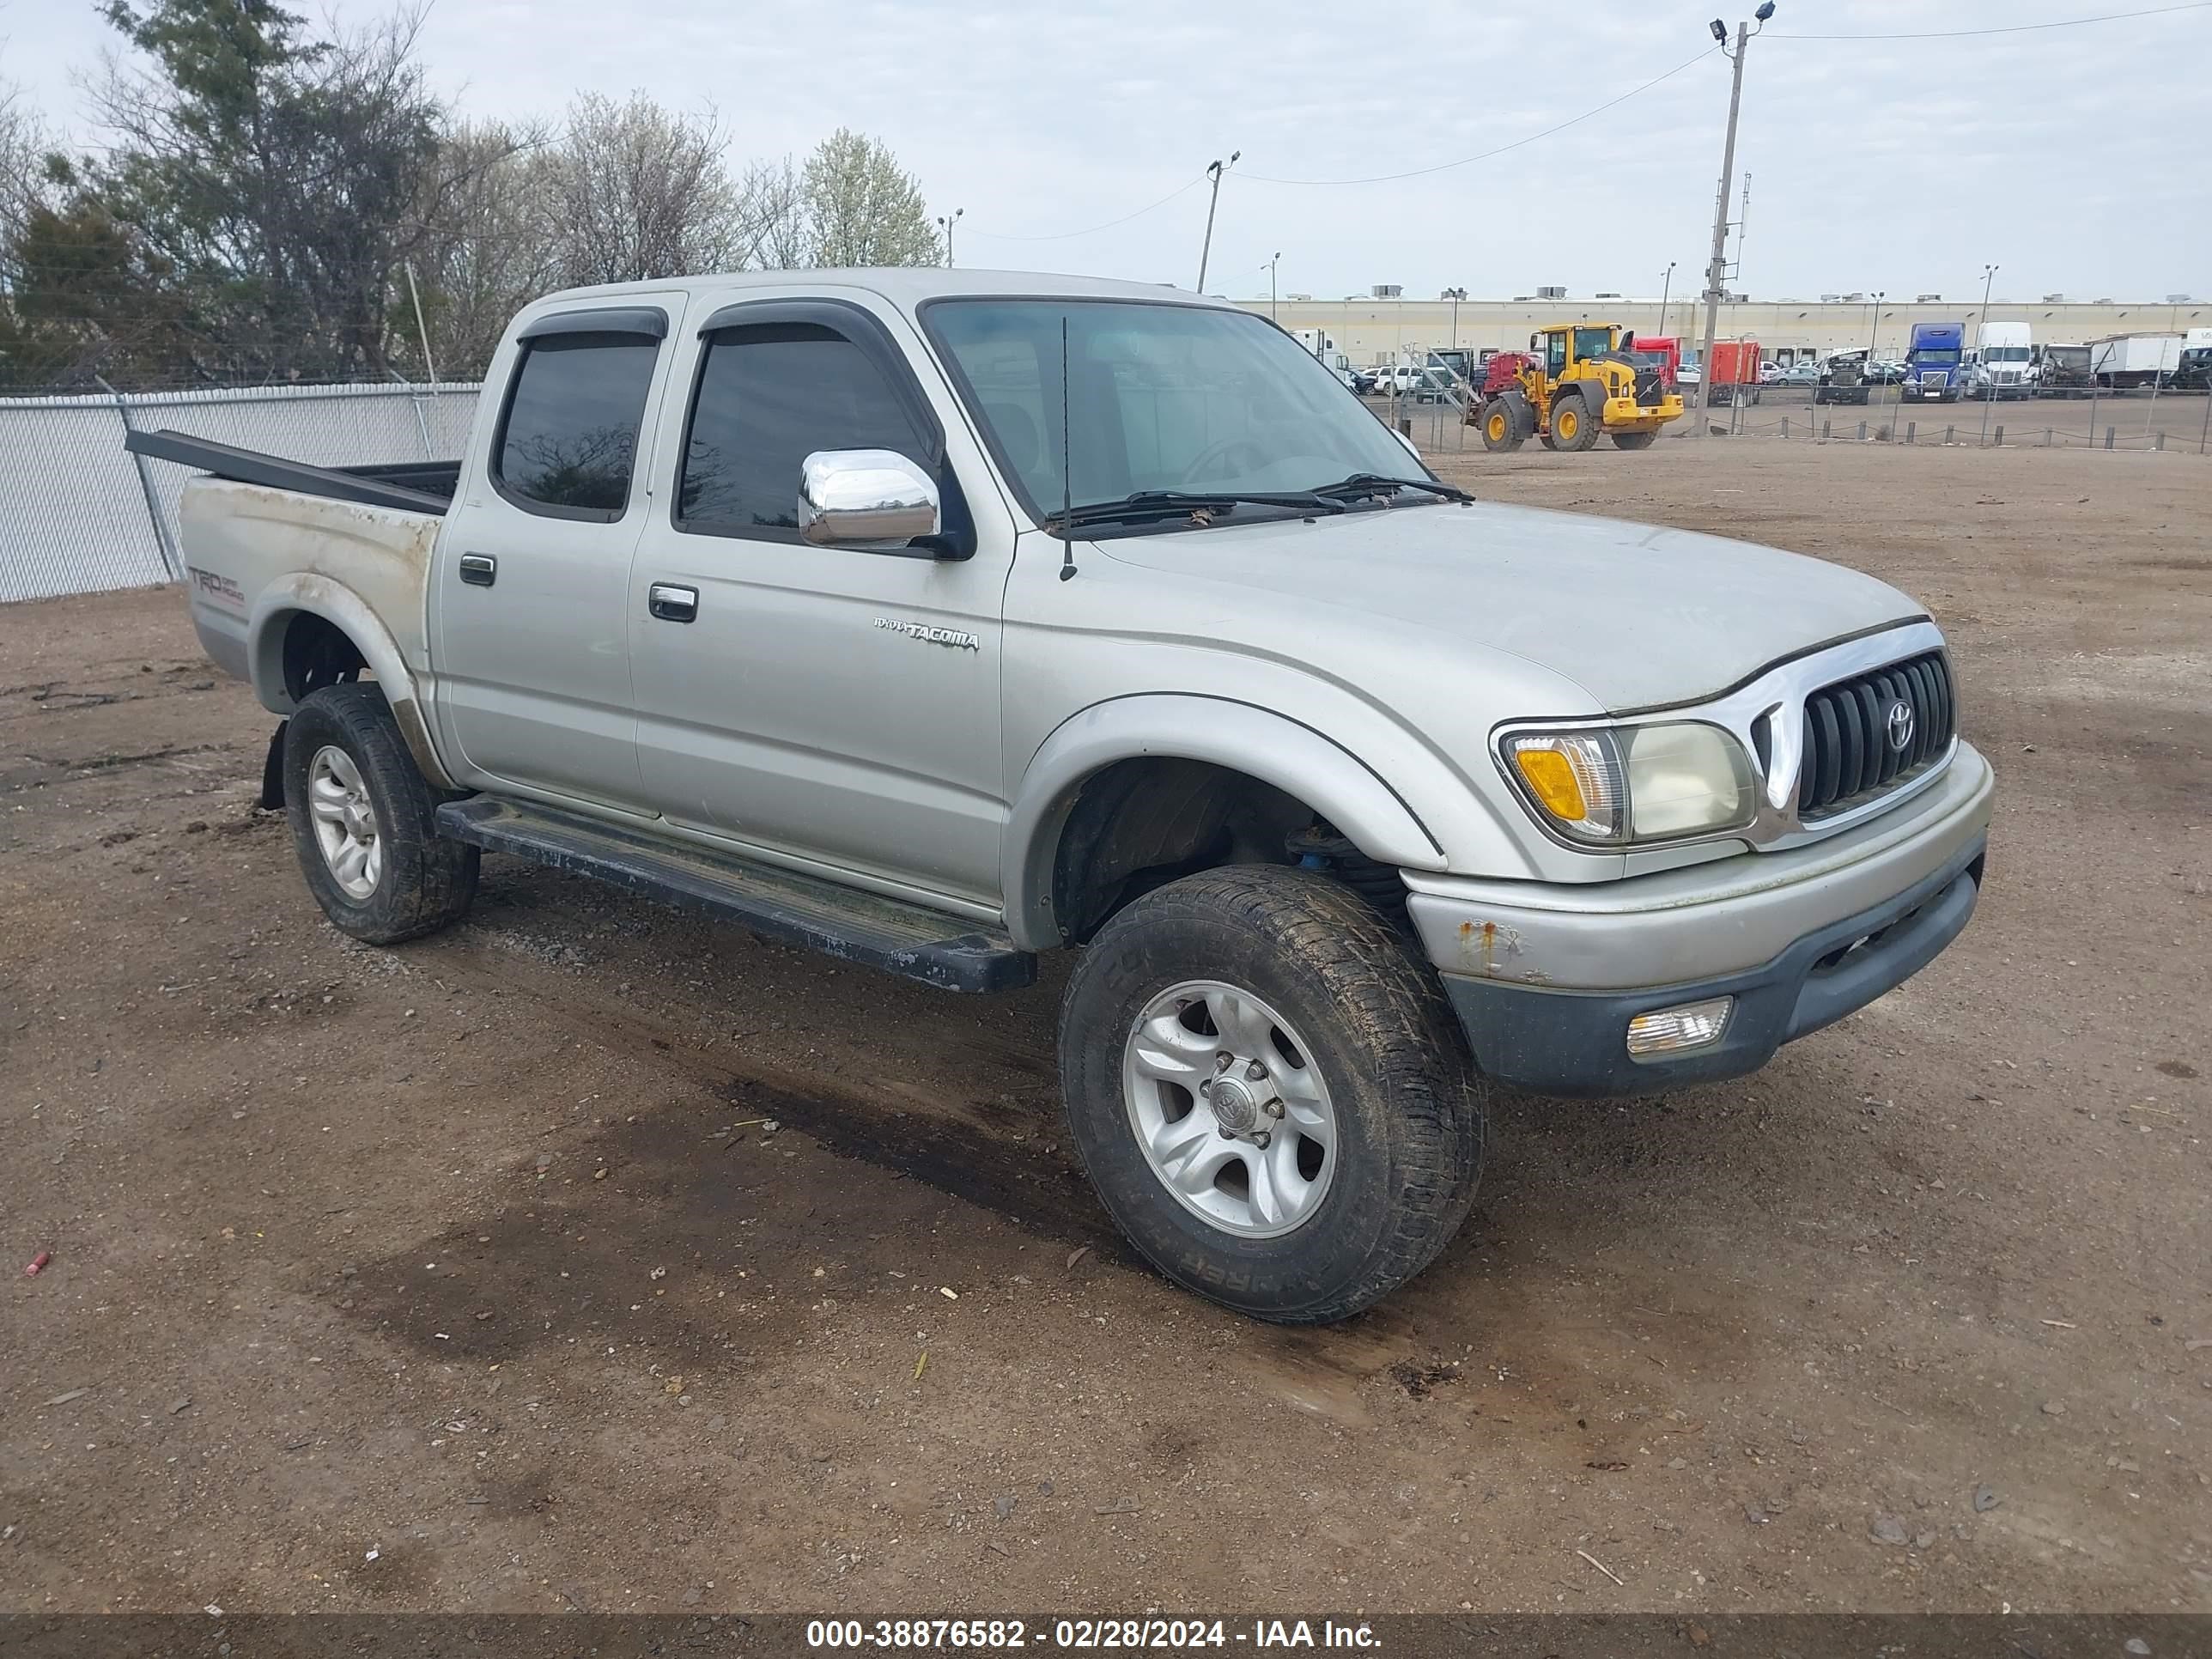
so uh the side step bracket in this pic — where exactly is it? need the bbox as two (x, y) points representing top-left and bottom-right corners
(435, 797), (1036, 994)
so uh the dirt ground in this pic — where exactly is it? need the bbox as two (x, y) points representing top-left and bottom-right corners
(3, 437), (2208, 1618)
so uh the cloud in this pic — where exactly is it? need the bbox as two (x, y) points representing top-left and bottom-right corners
(0, 0), (2201, 298)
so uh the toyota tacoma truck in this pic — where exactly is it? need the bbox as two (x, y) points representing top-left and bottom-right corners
(136, 269), (1994, 1324)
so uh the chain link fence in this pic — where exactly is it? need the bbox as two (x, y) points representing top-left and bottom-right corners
(0, 379), (481, 605)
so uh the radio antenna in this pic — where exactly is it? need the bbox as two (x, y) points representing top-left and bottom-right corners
(1058, 315), (1078, 581)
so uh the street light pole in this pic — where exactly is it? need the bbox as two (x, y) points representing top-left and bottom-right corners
(1268, 252), (1281, 321)
(1195, 151), (1239, 294)
(936, 207), (963, 267)
(1978, 262), (1998, 441)
(1443, 286), (1466, 352)
(1660, 261), (1675, 340)
(1695, 8), (1772, 436)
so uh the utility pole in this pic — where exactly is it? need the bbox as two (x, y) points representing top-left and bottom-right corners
(1443, 287), (1467, 351)
(1978, 262), (1999, 441)
(1694, 5), (1773, 436)
(1268, 252), (1281, 321)
(1195, 151), (1238, 293)
(1660, 262), (1675, 340)
(936, 208), (963, 267)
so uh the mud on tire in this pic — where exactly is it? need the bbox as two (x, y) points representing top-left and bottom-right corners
(283, 683), (478, 945)
(1058, 865), (1487, 1324)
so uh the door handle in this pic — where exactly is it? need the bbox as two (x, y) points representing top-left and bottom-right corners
(647, 583), (698, 623)
(457, 553), (496, 587)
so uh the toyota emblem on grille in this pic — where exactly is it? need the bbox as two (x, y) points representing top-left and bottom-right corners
(1885, 699), (1915, 753)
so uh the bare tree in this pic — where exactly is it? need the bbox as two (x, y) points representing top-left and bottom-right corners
(0, 75), (53, 249)
(800, 129), (940, 268)
(540, 92), (742, 287)
(734, 155), (807, 270)
(407, 117), (557, 374)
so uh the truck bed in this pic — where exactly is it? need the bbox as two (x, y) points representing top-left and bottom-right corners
(125, 428), (457, 514)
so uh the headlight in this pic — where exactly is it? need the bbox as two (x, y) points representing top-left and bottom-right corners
(1503, 722), (1755, 846)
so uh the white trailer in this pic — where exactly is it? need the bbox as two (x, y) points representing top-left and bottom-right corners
(2089, 333), (2182, 391)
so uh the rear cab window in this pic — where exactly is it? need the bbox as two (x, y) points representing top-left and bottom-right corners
(493, 307), (669, 521)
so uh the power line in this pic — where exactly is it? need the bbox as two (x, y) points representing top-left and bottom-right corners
(963, 174), (1207, 243)
(1772, 2), (2208, 40)
(1236, 46), (1719, 185)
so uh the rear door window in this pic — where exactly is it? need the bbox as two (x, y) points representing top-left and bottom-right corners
(495, 335), (661, 520)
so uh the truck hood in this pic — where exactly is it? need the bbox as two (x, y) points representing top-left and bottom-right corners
(1097, 498), (1926, 713)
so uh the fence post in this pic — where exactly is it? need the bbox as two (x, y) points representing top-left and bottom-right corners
(1993, 426), (2003, 447)
(1821, 419), (1832, 439)
(1782, 416), (1790, 439)
(1856, 420), (1867, 441)
(1945, 425), (1954, 446)
(2106, 426), (2116, 450)
(97, 376), (183, 581)
(2154, 431), (2165, 452)
(1905, 422), (1916, 445)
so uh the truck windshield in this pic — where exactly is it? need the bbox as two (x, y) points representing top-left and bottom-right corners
(1913, 349), (1962, 365)
(1985, 346), (2031, 362)
(923, 300), (1427, 525)
(1572, 327), (1613, 361)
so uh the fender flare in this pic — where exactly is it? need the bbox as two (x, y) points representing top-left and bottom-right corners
(1001, 694), (1446, 951)
(246, 574), (457, 791)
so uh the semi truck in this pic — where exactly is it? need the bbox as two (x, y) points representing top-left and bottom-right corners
(1973, 322), (2035, 398)
(2172, 327), (2212, 392)
(1705, 339), (1762, 406)
(1902, 322), (1966, 402)
(2090, 333), (2182, 391)
(2034, 343), (2094, 398)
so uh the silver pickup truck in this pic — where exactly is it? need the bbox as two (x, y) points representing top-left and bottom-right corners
(141, 268), (1993, 1323)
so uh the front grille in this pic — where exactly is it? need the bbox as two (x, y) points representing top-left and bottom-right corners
(1632, 366), (1662, 405)
(1795, 650), (1955, 820)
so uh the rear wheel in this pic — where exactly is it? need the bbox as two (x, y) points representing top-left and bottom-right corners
(1550, 392), (1601, 452)
(284, 684), (477, 945)
(1058, 866), (1486, 1324)
(1610, 429), (1657, 451)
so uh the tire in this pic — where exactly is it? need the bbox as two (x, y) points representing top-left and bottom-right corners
(1478, 393), (1527, 452)
(1058, 865), (1486, 1324)
(1550, 392), (1601, 452)
(1610, 429), (1657, 450)
(283, 683), (478, 945)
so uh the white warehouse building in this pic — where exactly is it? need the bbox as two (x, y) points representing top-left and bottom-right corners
(1233, 292), (2207, 369)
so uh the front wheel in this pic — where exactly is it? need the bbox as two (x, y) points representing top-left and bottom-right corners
(1610, 429), (1657, 450)
(1550, 392), (1601, 452)
(1058, 866), (1487, 1324)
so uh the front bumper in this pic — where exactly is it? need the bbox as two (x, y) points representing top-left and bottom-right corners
(1440, 839), (1983, 1096)
(1410, 742), (1994, 1097)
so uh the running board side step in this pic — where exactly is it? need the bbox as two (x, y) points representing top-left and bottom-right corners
(434, 797), (1036, 994)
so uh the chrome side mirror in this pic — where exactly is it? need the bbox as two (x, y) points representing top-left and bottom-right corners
(799, 449), (940, 547)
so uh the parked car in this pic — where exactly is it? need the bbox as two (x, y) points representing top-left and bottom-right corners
(1675, 356), (1704, 389)
(1771, 362), (1820, 387)
(1370, 364), (1424, 397)
(1347, 368), (1379, 396)
(1758, 361), (1782, 385)
(137, 268), (1992, 1326)
(1863, 359), (1908, 386)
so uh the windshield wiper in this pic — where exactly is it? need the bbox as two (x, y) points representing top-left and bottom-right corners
(1311, 473), (1472, 504)
(1048, 489), (1344, 532)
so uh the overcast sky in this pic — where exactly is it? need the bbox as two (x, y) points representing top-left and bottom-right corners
(3, 0), (2204, 302)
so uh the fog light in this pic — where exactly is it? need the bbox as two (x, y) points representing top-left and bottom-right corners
(1626, 996), (1734, 1057)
